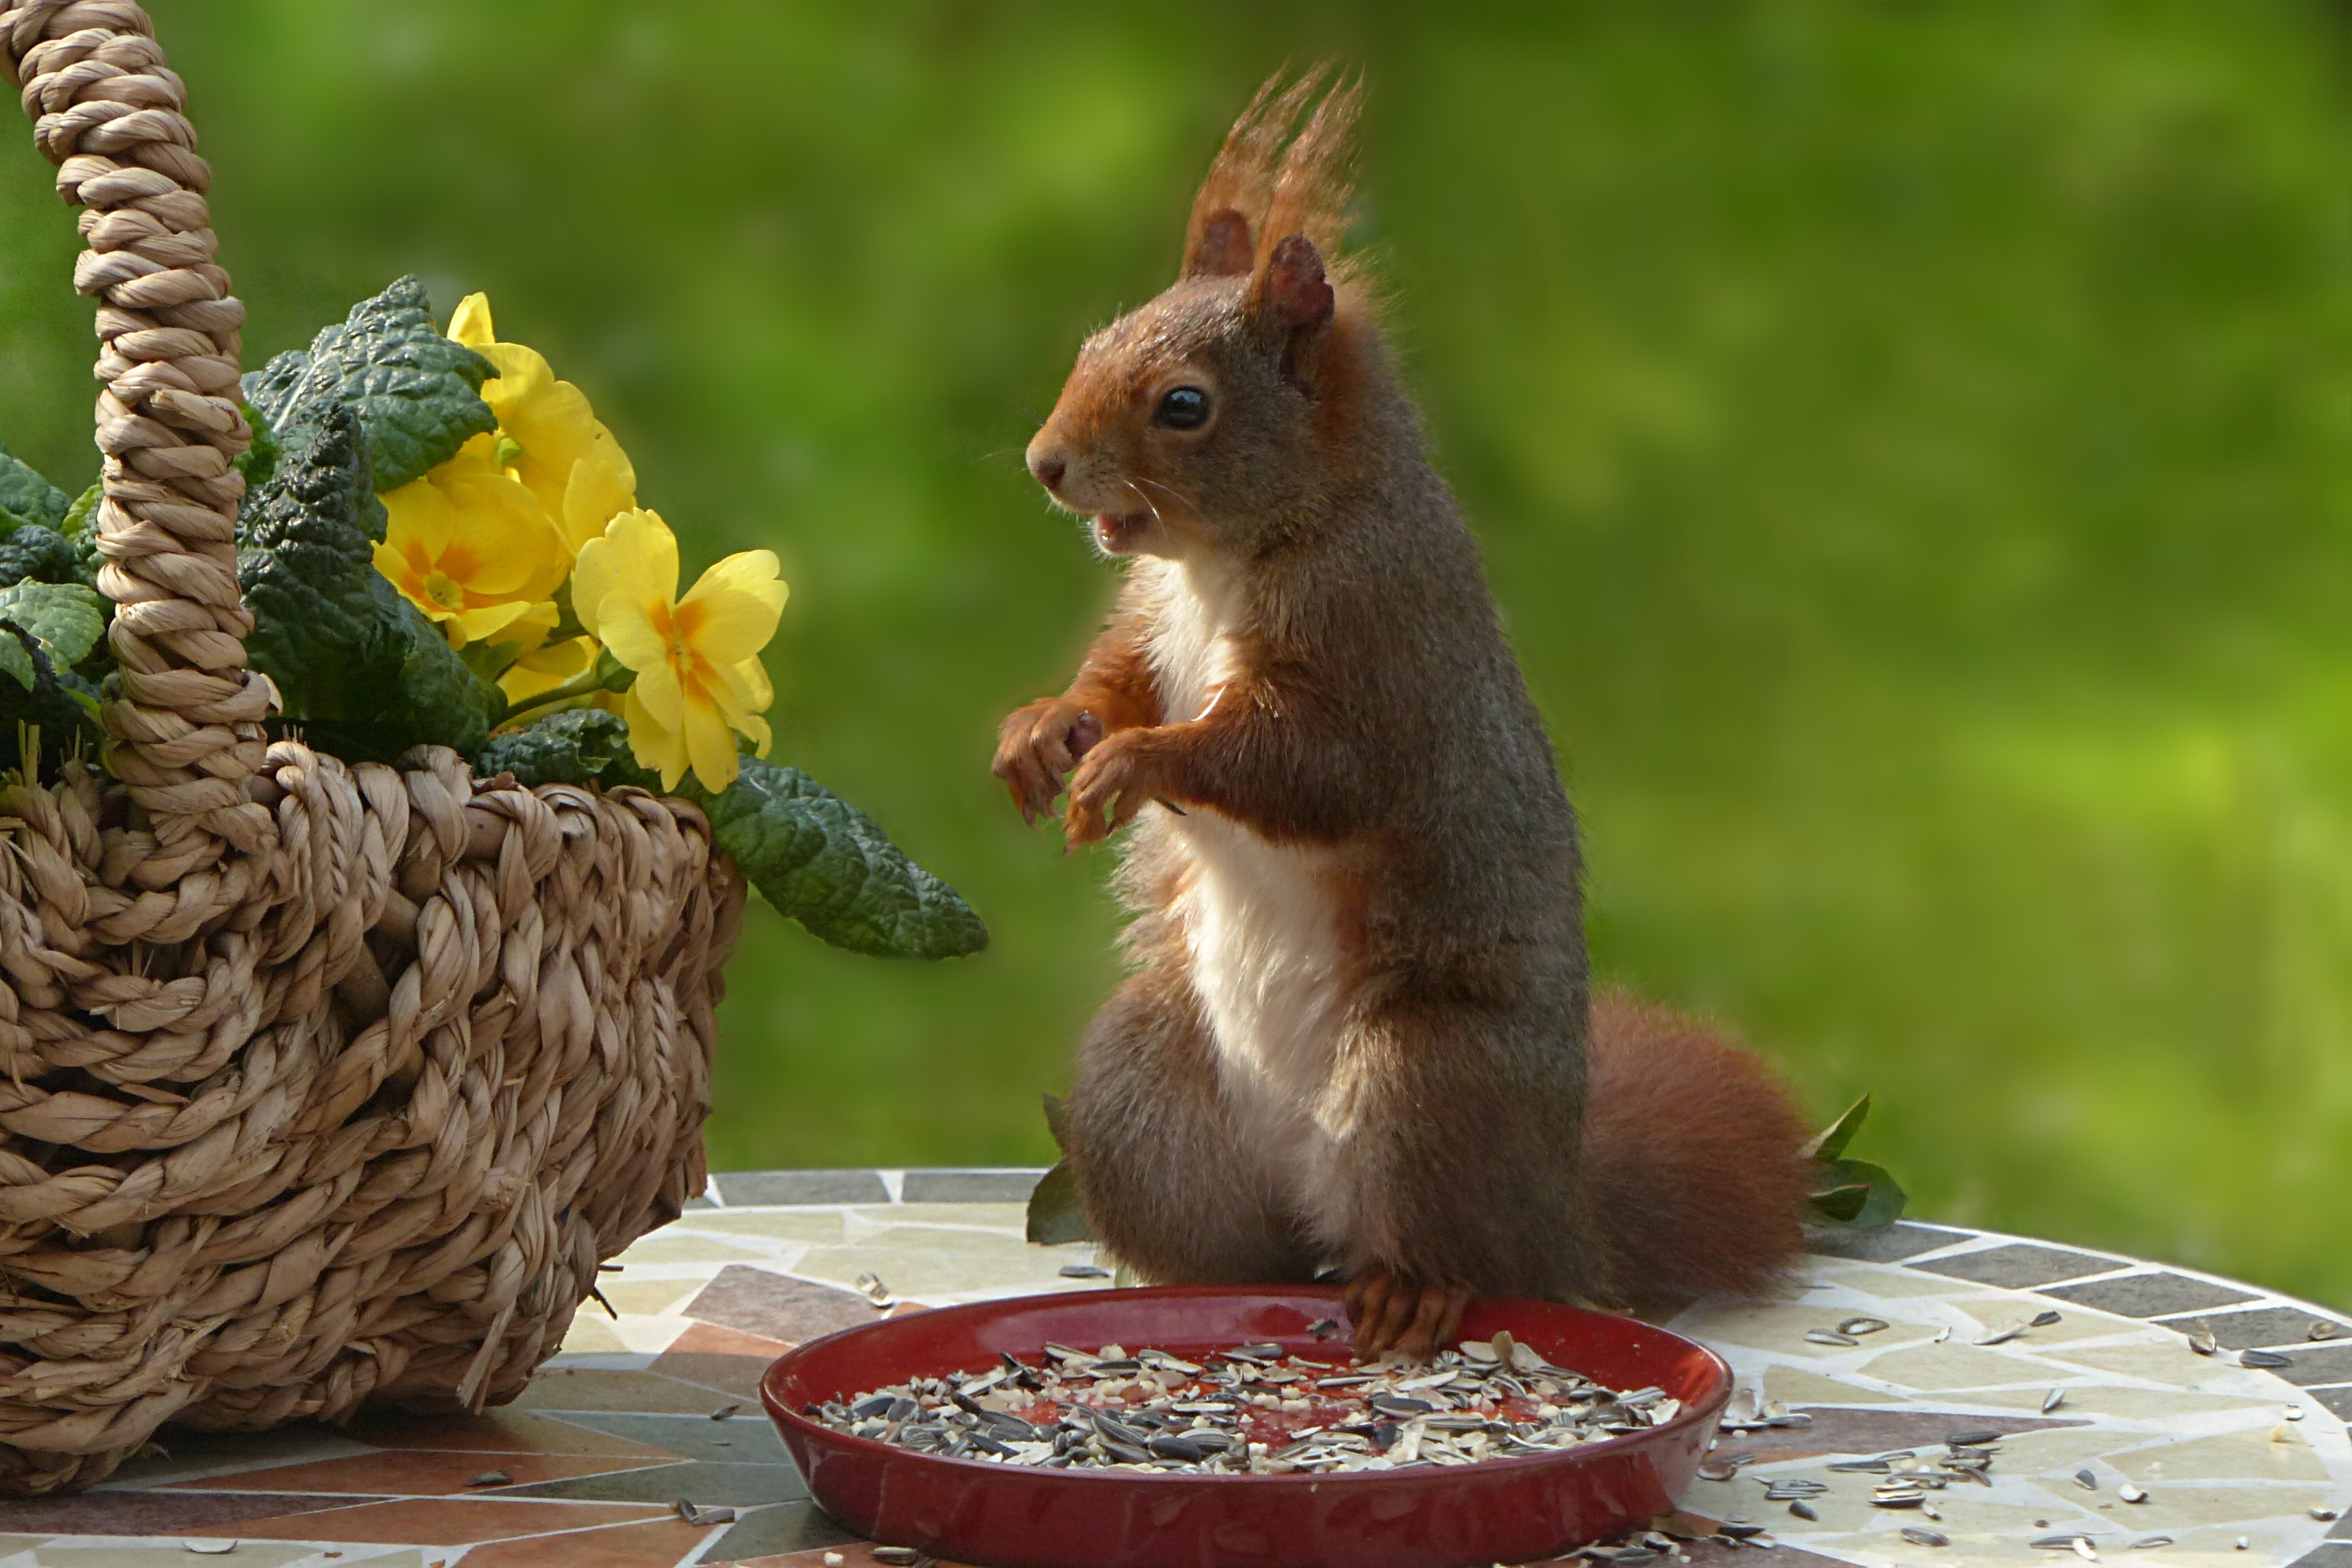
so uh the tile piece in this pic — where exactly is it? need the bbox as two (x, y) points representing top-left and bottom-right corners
(226, 1497), (671, 1545)
(502, 1456), (806, 1508)
(543, 1411), (794, 1467)
(166, 1450), (665, 1496)
(2274, 1346), (2352, 1388)
(512, 1367), (743, 1415)
(2038, 1271), (2261, 1319)
(2290, 1547), (2352, 1568)
(459, 1517), (717, 1568)
(686, 1265), (883, 1343)
(345, 1407), (681, 1458)
(898, 1169), (1043, 1203)
(0, 1492), (371, 1534)
(1907, 1241), (2118, 1288)
(716, 1170), (889, 1205)
(36, 1547), (321, 1568)
(1802, 1221), (1975, 1262)
(695, 1501), (863, 1561)
(2152, 1305), (2352, 1351)
(2313, 1385), (2352, 1421)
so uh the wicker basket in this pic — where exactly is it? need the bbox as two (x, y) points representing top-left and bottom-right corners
(0, 1), (746, 1494)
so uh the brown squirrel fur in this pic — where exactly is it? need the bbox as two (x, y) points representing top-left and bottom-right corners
(995, 71), (1812, 1356)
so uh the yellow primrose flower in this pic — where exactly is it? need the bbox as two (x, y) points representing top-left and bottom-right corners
(498, 634), (601, 706)
(376, 436), (569, 649)
(449, 293), (639, 553)
(571, 509), (784, 794)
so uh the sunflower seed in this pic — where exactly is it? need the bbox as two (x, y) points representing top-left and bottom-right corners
(1059, 1263), (1110, 1278)
(1787, 1501), (1819, 1521)
(2313, 1508), (2342, 1522)
(1947, 1429), (2003, 1447)
(2188, 1319), (2219, 1356)
(2129, 1538), (2172, 1550)
(873, 1552), (929, 1567)
(182, 1545), (236, 1556)
(855, 1271), (893, 1306)
(2075, 1541), (2099, 1563)
(2043, 1387), (2066, 1413)
(2076, 1467), (2099, 1491)
(467, 1469), (510, 1486)
(673, 1499), (736, 1526)
(1838, 1316), (1891, 1336)
(2033, 1535), (2095, 1551)
(1903, 1527), (1951, 1547)
(1975, 1320), (2028, 1346)
(2240, 1349), (2292, 1369)
(2031, 1309), (2063, 1327)
(2311, 1320), (2343, 1341)
(1805, 1328), (1859, 1347)
(2119, 1484), (2148, 1503)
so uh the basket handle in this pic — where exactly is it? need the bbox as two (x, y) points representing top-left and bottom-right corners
(3, 1), (272, 862)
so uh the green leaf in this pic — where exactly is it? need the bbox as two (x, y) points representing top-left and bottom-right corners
(0, 625), (106, 762)
(238, 401), (502, 758)
(1025, 1161), (1095, 1245)
(695, 756), (989, 960)
(243, 275), (496, 491)
(1804, 1093), (1871, 1163)
(234, 399), (280, 490)
(1809, 1156), (1908, 1229)
(476, 706), (637, 786)
(0, 582), (106, 667)
(0, 525), (94, 590)
(0, 438), (70, 536)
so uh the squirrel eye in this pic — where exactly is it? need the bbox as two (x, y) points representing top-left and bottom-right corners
(1154, 386), (1211, 431)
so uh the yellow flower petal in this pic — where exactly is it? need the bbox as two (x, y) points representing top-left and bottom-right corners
(630, 656), (685, 732)
(624, 684), (689, 793)
(680, 694), (740, 794)
(598, 599), (669, 677)
(449, 292), (495, 349)
(571, 508), (678, 641)
(382, 475), (456, 559)
(676, 551), (787, 666)
(558, 448), (637, 557)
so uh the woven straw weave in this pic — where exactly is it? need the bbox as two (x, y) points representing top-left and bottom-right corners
(0, 1), (745, 1494)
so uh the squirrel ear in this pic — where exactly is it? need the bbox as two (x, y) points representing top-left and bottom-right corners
(1185, 208), (1253, 278)
(1254, 232), (1336, 340)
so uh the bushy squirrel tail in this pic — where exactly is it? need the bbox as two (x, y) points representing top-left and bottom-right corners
(1577, 990), (1814, 1313)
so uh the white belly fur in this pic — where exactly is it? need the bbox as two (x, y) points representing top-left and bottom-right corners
(1138, 558), (1358, 1254)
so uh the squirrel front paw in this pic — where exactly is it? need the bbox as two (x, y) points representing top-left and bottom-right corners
(992, 697), (1105, 825)
(1063, 729), (1167, 847)
(1344, 1266), (1472, 1362)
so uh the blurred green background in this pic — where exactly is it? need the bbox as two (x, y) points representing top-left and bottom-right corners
(3, 2), (2348, 1306)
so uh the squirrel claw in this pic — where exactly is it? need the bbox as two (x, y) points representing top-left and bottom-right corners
(1344, 1267), (1470, 1362)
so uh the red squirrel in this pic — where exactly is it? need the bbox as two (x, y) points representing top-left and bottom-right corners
(993, 70), (1813, 1359)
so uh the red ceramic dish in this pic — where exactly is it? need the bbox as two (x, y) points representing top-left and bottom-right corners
(760, 1284), (1731, 1568)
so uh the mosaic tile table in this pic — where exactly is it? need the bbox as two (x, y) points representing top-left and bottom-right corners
(10, 1169), (2350, 1568)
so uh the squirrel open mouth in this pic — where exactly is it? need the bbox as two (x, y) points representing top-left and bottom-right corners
(1094, 511), (1151, 551)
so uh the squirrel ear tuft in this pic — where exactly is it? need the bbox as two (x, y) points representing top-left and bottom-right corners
(1255, 232), (1335, 337)
(1185, 208), (1254, 279)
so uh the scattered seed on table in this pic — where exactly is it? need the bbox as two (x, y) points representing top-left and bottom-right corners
(2313, 1508), (2342, 1522)
(1805, 1328), (1859, 1347)
(1059, 1263), (1111, 1278)
(1788, 1501), (1819, 1521)
(2031, 1309), (2062, 1328)
(2188, 1320), (2219, 1356)
(182, 1545), (235, 1556)
(1947, 1430), (2003, 1447)
(710, 1403), (741, 1420)
(1975, 1321), (2027, 1347)
(2043, 1388), (2066, 1413)
(2076, 1467), (2099, 1491)
(1837, 1316), (1890, 1336)
(2118, 1484), (2148, 1503)
(1903, 1527), (1950, 1547)
(467, 1470), (510, 1486)
(2129, 1539), (2173, 1551)
(2241, 1349), (2292, 1369)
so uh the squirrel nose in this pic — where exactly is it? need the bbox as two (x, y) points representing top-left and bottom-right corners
(1028, 449), (1067, 493)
